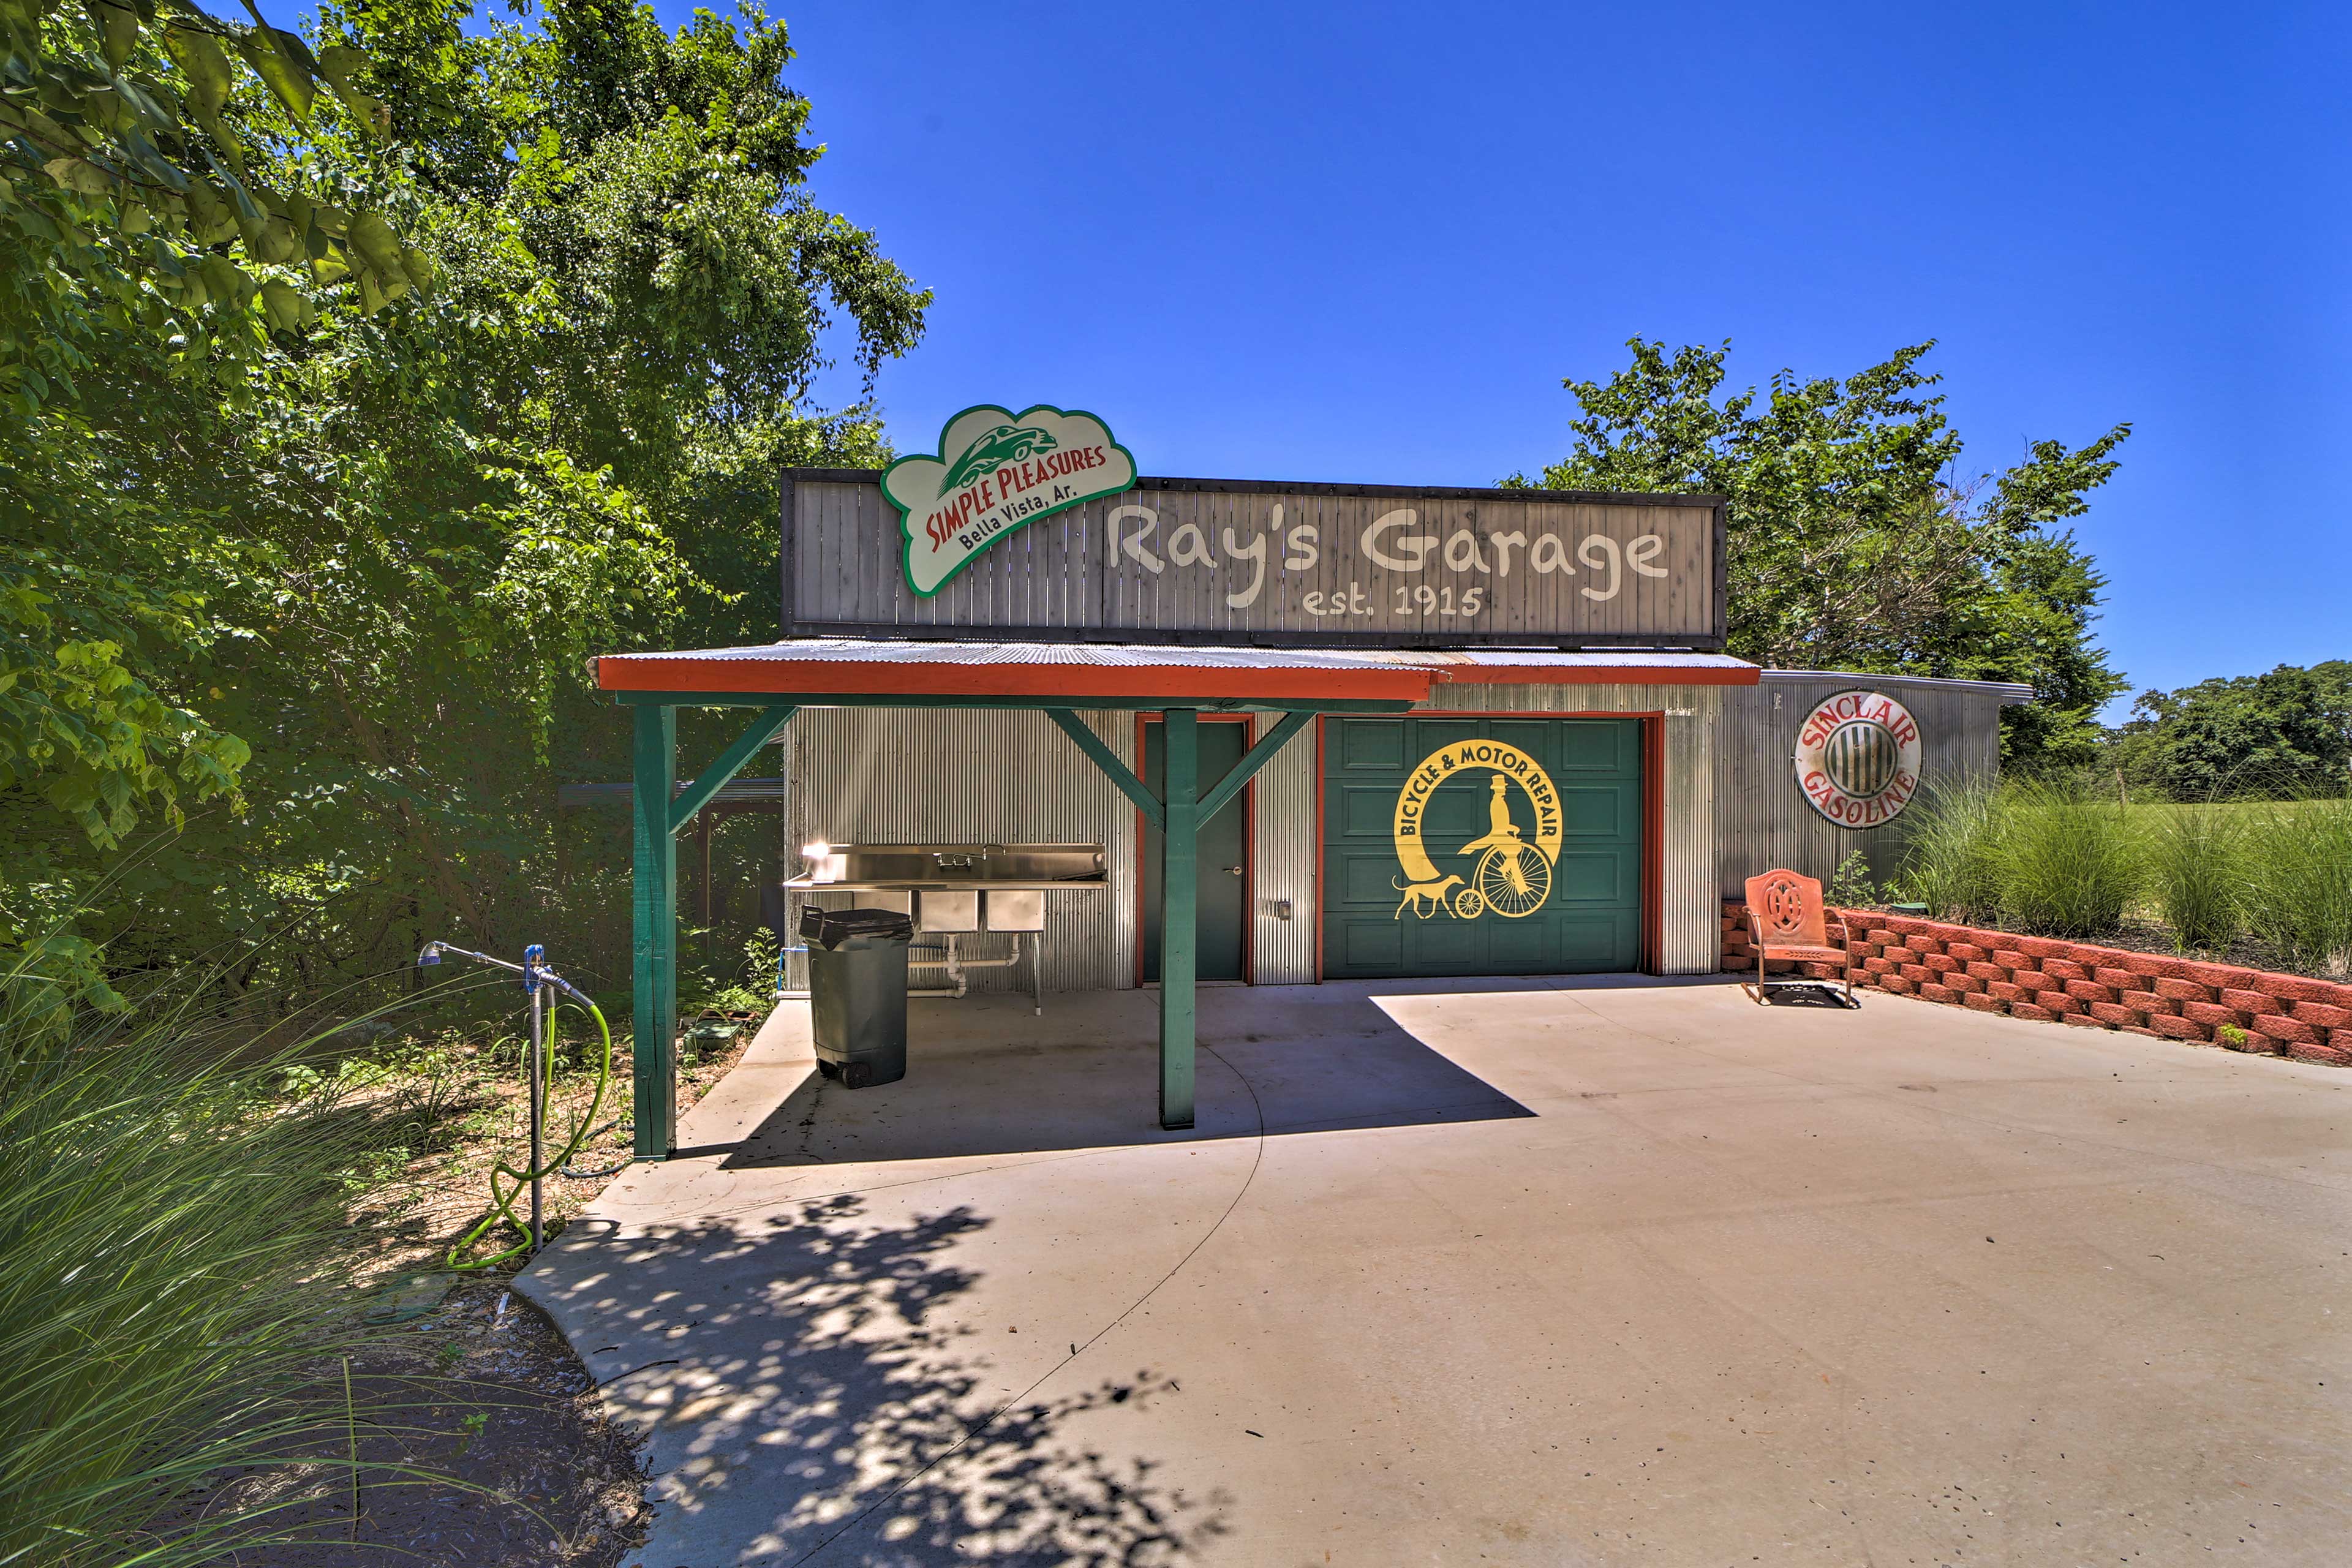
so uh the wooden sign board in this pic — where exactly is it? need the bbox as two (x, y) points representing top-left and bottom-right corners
(783, 471), (1725, 649)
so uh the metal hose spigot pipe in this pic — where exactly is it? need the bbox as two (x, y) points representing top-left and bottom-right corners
(416, 939), (612, 1268)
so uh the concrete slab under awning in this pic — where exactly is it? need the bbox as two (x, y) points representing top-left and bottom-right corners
(520, 981), (2352, 1567)
(602, 641), (1460, 1152)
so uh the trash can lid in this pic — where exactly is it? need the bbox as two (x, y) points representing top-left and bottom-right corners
(800, 905), (914, 946)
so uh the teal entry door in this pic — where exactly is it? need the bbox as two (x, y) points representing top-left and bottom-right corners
(1321, 717), (1643, 978)
(1142, 718), (1250, 983)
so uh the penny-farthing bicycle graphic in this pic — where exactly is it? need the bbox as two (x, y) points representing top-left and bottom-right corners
(1450, 775), (1554, 919)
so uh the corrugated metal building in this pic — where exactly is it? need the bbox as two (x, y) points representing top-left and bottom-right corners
(772, 669), (2021, 995)
(594, 454), (2034, 1150)
(731, 470), (2028, 995)
(778, 674), (1737, 993)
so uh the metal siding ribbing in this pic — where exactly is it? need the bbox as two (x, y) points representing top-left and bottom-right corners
(1663, 689), (1721, 974)
(1713, 674), (2013, 896)
(777, 682), (1733, 990)
(1401, 683), (1722, 976)
(781, 709), (1138, 994)
(633, 638), (1435, 673)
(1251, 720), (1318, 984)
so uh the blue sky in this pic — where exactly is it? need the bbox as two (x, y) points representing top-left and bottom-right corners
(284, 1), (2350, 712)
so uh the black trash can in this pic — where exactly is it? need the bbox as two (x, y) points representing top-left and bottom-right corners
(800, 905), (913, 1088)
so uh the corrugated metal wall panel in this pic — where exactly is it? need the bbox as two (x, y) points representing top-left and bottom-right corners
(1713, 674), (2010, 895)
(1251, 722), (1318, 984)
(780, 709), (1138, 995)
(777, 683), (1733, 988)
(1404, 684), (1721, 974)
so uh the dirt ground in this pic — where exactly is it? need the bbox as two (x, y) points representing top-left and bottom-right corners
(350, 1014), (756, 1289)
(181, 1019), (756, 1566)
(186, 1278), (650, 1568)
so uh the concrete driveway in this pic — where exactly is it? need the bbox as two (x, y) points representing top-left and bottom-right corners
(520, 978), (2352, 1566)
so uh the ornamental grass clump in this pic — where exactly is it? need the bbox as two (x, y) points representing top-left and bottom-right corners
(1994, 781), (2143, 938)
(2241, 799), (2352, 975)
(2144, 805), (2245, 952)
(1899, 779), (2006, 925)
(0, 977), (439, 1567)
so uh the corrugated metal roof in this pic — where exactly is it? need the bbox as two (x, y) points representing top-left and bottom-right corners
(594, 638), (1444, 704)
(1760, 668), (2035, 701)
(1415, 649), (1757, 672)
(602, 638), (1427, 672)
(594, 638), (1768, 700)
(1357, 648), (1762, 687)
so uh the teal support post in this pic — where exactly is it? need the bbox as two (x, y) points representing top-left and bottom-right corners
(630, 703), (678, 1160)
(628, 702), (798, 1160)
(1158, 707), (1198, 1129)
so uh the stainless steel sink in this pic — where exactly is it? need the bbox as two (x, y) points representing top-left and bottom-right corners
(782, 842), (1102, 1017)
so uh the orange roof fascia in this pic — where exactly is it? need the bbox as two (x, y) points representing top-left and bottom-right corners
(595, 655), (1435, 705)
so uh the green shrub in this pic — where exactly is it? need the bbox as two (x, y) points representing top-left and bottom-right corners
(1903, 780), (2144, 938)
(2144, 805), (2244, 952)
(1825, 850), (1881, 908)
(2241, 799), (2352, 974)
(1996, 782), (2143, 938)
(0, 981), (428, 1566)
(1899, 780), (2007, 924)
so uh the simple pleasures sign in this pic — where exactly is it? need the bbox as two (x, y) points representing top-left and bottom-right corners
(785, 473), (1724, 648)
(883, 404), (1137, 597)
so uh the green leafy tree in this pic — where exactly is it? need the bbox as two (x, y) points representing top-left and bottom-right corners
(1, 0), (417, 410)
(1507, 339), (2130, 767)
(2109, 661), (2352, 800)
(2, 0), (926, 1018)
(2, 0), (423, 1008)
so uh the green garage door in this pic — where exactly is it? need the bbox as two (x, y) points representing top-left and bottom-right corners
(1322, 717), (1642, 978)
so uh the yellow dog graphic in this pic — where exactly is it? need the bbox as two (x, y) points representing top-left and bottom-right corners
(1392, 873), (1464, 919)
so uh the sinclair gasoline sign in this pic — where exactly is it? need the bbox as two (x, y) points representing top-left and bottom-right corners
(1793, 690), (1922, 827)
(784, 434), (1725, 648)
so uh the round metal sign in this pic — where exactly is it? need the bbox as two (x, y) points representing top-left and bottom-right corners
(1794, 690), (1921, 828)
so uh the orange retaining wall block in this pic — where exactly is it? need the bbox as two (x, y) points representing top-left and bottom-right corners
(1721, 902), (2352, 1067)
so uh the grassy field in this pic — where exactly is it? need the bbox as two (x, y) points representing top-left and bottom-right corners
(1898, 783), (2352, 976)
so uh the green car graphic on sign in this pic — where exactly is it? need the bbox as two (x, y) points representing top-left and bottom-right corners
(938, 423), (1060, 492)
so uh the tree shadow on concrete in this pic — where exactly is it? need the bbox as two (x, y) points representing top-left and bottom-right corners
(550, 1194), (1227, 1566)
(707, 987), (1535, 1168)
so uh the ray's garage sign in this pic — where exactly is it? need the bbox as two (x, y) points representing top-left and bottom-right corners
(883, 404), (1137, 596)
(787, 438), (1725, 646)
(1795, 690), (1922, 827)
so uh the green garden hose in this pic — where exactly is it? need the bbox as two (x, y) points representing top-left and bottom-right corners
(443, 992), (613, 1272)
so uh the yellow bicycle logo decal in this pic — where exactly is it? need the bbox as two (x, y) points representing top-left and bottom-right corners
(1390, 740), (1562, 920)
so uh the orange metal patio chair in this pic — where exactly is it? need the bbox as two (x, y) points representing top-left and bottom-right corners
(1741, 867), (1858, 1008)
